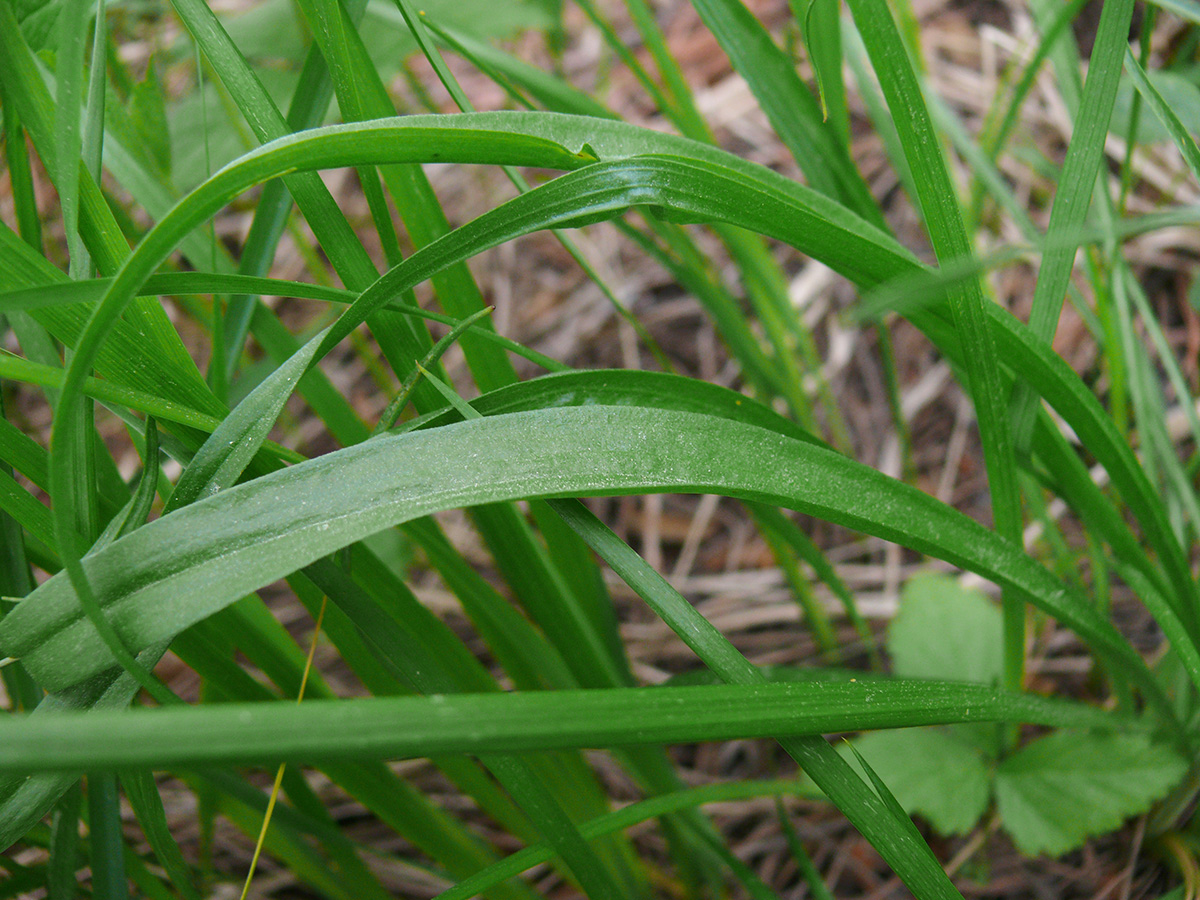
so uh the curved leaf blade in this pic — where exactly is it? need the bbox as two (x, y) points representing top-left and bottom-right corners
(0, 406), (1167, 711)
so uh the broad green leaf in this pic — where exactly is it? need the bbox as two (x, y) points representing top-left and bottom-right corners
(1, 406), (1170, 715)
(846, 729), (991, 836)
(888, 573), (1003, 686)
(995, 731), (1187, 856)
(7, 112), (1190, 642)
(39, 120), (597, 691)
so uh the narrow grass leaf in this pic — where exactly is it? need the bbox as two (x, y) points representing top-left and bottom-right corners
(0, 3), (142, 274)
(47, 784), (81, 900)
(0, 81), (43, 250)
(550, 498), (961, 899)
(776, 796), (836, 900)
(86, 774), (129, 900)
(165, 329), (327, 513)
(0, 354), (298, 462)
(845, 0), (1024, 696)
(0, 680), (1135, 771)
(1123, 49), (1200, 183)
(121, 771), (202, 900)
(970, 0), (1090, 222)
(96, 418), (160, 548)
(690, 0), (882, 226)
(797, 0), (849, 141)
(54, 0), (92, 277)
(432, 779), (824, 900)
(428, 22), (614, 118)
(1010, 0), (1136, 451)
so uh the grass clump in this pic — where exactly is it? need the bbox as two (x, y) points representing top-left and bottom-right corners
(1, 0), (1199, 896)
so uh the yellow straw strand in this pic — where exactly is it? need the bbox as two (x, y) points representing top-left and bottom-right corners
(238, 596), (329, 900)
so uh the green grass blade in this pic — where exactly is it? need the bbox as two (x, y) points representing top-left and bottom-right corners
(1009, 0), (1135, 450)
(53, 0), (92, 278)
(292, 0), (510, 404)
(1124, 47), (1200, 183)
(0, 408), (40, 711)
(0, 415), (48, 493)
(691, 0), (882, 227)
(551, 497), (963, 896)
(82, 0), (106, 189)
(1030, 415), (1175, 622)
(0, 83), (43, 251)
(10, 113), (1193, 632)
(11, 102), (1180, 681)
(434, 779), (824, 900)
(747, 502), (880, 666)
(797, 0), (848, 142)
(36, 125), (593, 701)
(841, 20), (916, 201)
(47, 784), (81, 900)
(168, 0), (381, 291)
(121, 771), (201, 900)
(1112, 270), (1200, 548)
(299, 561), (637, 899)
(0, 467), (55, 552)
(776, 797), (836, 900)
(415, 368), (820, 446)
(5, 405), (1175, 719)
(844, 0), (1025, 694)
(969, 0), (1090, 223)
(403, 517), (579, 690)
(0, 274), (567, 372)
(96, 418), (159, 548)
(1120, 264), (1200, 545)
(174, 610), (543, 900)
(428, 21), (613, 118)
(571, 0), (680, 127)
(86, 774), (129, 900)
(164, 329), (326, 512)
(0, 680), (1135, 771)
(0, 354), (298, 459)
(617, 0), (711, 140)
(0, 3), (124, 275)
